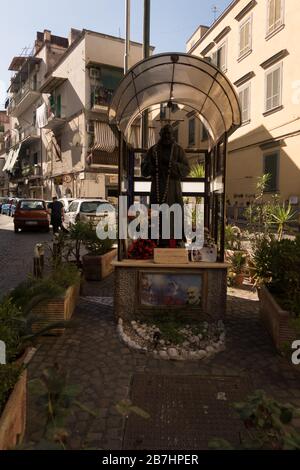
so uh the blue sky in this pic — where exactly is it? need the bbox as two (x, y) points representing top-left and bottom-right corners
(0, 0), (231, 107)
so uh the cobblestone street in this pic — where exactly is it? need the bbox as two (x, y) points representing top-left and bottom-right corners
(26, 275), (300, 450)
(0, 215), (51, 297)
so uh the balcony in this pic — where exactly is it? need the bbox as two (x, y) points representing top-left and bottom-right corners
(8, 79), (41, 118)
(21, 164), (42, 178)
(90, 87), (114, 113)
(87, 149), (118, 167)
(6, 125), (40, 150)
(43, 109), (66, 131)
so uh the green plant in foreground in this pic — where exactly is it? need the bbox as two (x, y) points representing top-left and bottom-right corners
(225, 225), (242, 251)
(83, 223), (115, 256)
(28, 364), (81, 448)
(229, 251), (246, 275)
(209, 390), (300, 450)
(270, 204), (297, 241)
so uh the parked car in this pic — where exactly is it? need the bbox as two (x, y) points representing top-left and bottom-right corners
(1, 198), (13, 216)
(0, 197), (9, 213)
(59, 198), (74, 212)
(14, 199), (50, 233)
(62, 198), (113, 230)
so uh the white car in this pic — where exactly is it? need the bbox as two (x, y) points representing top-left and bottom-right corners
(59, 198), (74, 212)
(62, 198), (114, 230)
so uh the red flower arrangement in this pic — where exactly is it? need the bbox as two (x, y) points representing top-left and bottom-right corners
(127, 238), (157, 260)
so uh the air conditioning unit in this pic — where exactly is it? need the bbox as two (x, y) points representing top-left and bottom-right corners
(89, 68), (100, 79)
(86, 123), (95, 134)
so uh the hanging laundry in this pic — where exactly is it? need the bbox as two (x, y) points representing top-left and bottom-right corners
(36, 102), (48, 129)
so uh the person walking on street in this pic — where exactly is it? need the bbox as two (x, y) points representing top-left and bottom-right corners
(48, 197), (64, 234)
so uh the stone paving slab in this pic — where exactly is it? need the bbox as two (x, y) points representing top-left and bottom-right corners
(26, 276), (300, 450)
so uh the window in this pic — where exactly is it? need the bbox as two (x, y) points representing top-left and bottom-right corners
(239, 16), (252, 58)
(33, 152), (38, 165)
(20, 200), (45, 210)
(68, 201), (79, 213)
(238, 83), (251, 123)
(188, 118), (195, 146)
(90, 66), (123, 107)
(267, 0), (284, 36)
(211, 41), (227, 72)
(263, 152), (279, 192)
(80, 201), (111, 213)
(265, 63), (282, 112)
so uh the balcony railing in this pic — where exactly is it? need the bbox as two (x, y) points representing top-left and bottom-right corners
(90, 87), (114, 111)
(8, 79), (41, 115)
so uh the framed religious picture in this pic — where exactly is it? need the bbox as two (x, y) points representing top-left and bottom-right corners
(137, 270), (207, 312)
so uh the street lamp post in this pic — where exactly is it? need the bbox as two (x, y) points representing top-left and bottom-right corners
(142, 0), (151, 149)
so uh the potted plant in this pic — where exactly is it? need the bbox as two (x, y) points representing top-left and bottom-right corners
(82, 223), (117, 281)
(10, 264), (81, 335)
(252, 236), (300, 351)
(229, 251), (247, 287)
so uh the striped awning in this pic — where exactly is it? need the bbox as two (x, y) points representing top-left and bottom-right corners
(93, 121), (118, 153)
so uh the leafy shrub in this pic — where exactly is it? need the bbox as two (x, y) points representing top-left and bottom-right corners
(10, 264), (80, 314)
(0, 299), (23, 362)
(209, 390), (300, 450)
(0, 364), (22, 415)
(253, 236), (300, 316)
(82, 223), (115, 256)
(225, 225), (242, 251)
(50, 263), (81, 289)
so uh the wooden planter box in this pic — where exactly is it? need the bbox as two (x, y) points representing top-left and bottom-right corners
(31, 282), (80, 335)
(82, 249), (117, 281)
(259, 285), (298, 351)
(0, 369), (27, 450)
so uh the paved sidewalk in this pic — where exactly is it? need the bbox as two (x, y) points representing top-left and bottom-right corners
(26, 276), (300, 449)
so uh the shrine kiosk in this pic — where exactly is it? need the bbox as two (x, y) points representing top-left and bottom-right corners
(108, 53), (241, 322)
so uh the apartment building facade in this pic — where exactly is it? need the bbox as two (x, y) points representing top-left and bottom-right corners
(4, 29), (149, 200)
(0, 111), (10, 196)
(186, 0), (300, 208)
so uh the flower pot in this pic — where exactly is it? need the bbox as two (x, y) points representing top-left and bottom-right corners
(259, 285), (298, 351)
(234, 273), (244, 287)
(82, 248), (117, 281)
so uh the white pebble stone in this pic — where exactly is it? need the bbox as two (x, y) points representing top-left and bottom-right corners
(159, 350), (169, 359)
(167, 348), (179, 359)
(197, 350), (207, 359)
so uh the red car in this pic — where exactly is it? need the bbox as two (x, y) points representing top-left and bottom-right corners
(14, 199), (50, 233)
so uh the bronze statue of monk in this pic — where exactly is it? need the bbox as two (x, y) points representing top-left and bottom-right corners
(141, 124), (190, 207)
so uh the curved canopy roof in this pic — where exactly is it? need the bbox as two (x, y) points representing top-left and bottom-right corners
(109, 53), (241, 145)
